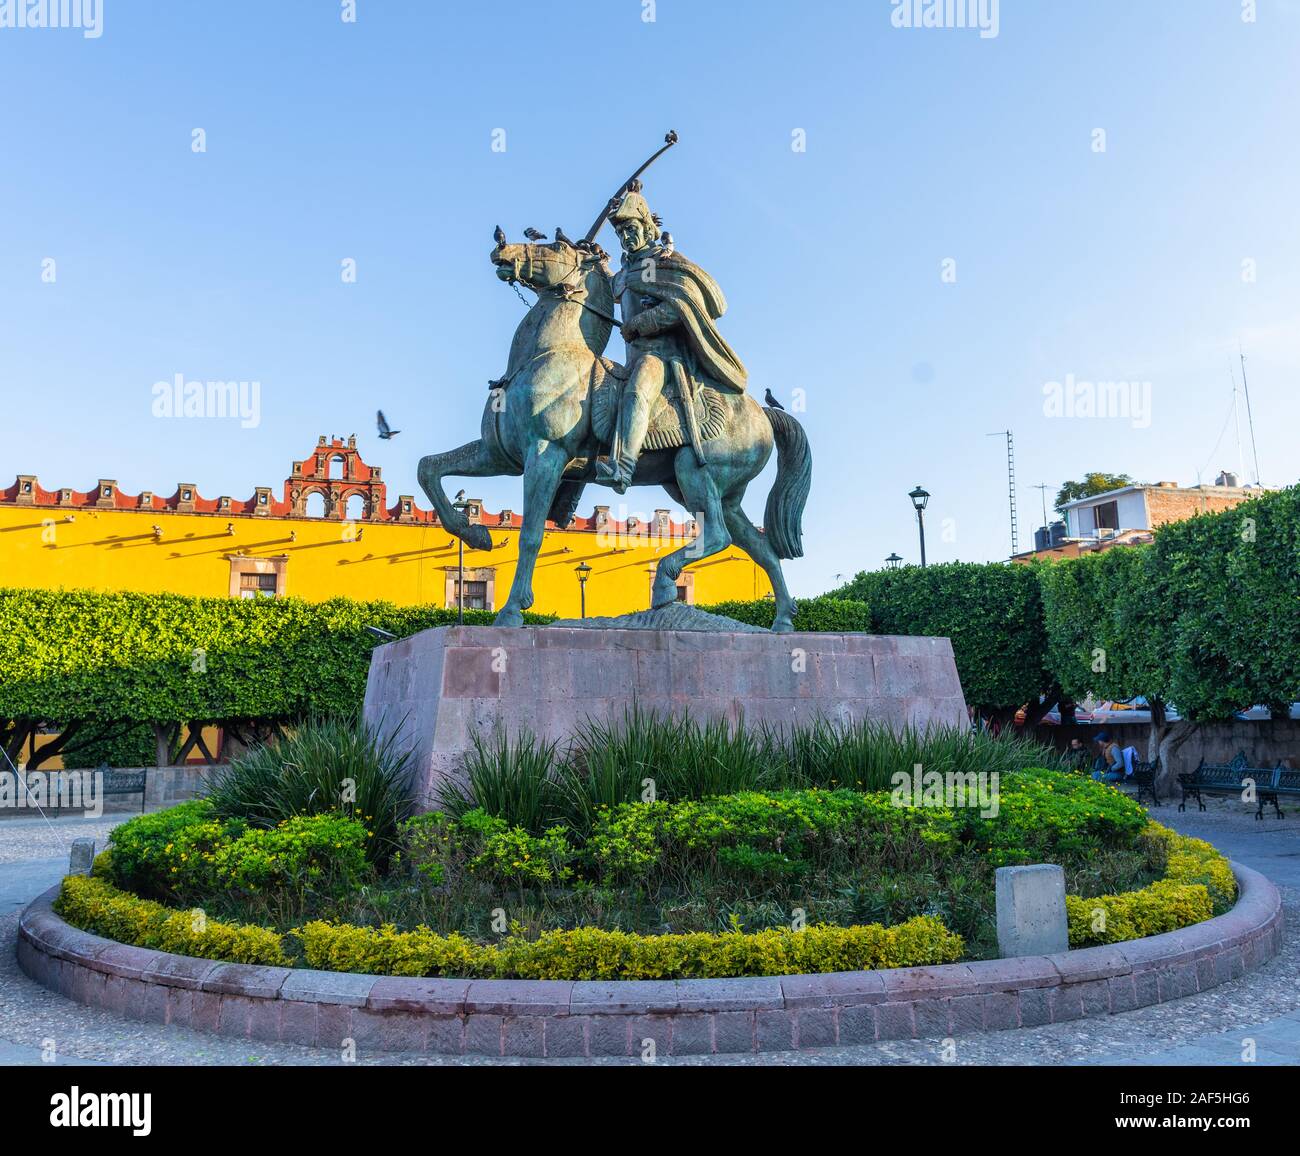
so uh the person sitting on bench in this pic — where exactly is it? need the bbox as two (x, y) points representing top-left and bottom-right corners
(1092, 732), (1138, 782)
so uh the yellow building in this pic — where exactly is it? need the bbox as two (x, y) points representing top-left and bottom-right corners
(0, 435), (769, 617)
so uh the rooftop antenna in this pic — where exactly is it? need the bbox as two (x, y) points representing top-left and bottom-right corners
(1239, 343), (1262, 486)
(1228, 363), (1246, 484)
(1034, 483), (1051, 534)
(987, 430), (1018, 557)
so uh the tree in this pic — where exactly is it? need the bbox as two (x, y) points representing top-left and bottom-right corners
(1039, 485), (1300, 789)
(1054, 473), (1134, 517)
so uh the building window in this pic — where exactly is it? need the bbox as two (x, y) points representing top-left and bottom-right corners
(676, 584), (688, 602)
(1093, 501), (1120, 532)
(228, 554), (288, 599)
(444, 568), (495, 611)
(238, 572), (279, 599)
(454, 580), (489, 610)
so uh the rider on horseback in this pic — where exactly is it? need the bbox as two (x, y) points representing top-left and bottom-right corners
(595, 182), (749, 493)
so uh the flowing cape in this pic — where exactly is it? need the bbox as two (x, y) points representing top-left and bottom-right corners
(622, 249), (748, 393)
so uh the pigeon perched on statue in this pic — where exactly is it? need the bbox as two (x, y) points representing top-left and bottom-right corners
(523, 227), (548, 241)
(493, 225), (506, 247)
(763, 389), (785, 411)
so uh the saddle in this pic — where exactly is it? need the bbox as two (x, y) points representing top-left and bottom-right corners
(590, 357), (729, 453)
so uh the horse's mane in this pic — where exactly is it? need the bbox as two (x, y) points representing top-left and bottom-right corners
(579, 260), (615, 355)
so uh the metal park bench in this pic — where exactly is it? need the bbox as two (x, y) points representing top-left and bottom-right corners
(1178, 751), (1298, 820)
(0, 763), (147, 813)
(1123, 757), (1161, 808)
(97, 763), (148, 813)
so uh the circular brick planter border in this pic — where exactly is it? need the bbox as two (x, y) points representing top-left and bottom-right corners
(17, 863), (1282, 1058)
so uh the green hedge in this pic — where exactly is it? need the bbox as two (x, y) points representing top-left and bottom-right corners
(1065, 823), (1235, 947)
(836, 563), (1051, 713)
(1040, 485), (1300, 720)
(405, 771), (1147, 888)
(55, 803), (1235, 977)
(55, 871), (964, 979)
(698, 596), (871, 632)
(8, 484), (1299, 730)
(0, 589), (550, 727)
(56, 873), (290, 966)
(102, 800), (371, 906)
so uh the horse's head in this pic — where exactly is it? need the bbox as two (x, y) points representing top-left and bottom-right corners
(490, 229), (615, 354)
(490, 231), (608, 294)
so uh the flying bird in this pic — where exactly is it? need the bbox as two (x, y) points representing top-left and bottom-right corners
(493, 225), (506, 247)
(377, 410), (401, 439)
(764, 389), (785, 411)
(523, 227), (548, 241)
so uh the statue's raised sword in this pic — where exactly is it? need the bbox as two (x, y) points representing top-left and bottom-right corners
(583, 130), (679, 244)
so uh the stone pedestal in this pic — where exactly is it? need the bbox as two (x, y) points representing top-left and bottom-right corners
(362, 626), (969, 808)
(995, 864), (1070, 958)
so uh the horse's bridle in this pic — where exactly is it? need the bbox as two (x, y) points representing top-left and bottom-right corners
(497, 244), (622, 330)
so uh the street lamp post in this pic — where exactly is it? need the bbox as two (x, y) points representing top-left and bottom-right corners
(885, 552), (903, 570)
(452, 493), (470, 625)
(908, 486), (930, 568)
(575, 561), (592, 619)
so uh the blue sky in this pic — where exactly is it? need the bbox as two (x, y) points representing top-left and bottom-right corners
(3, 0), (1298, 595)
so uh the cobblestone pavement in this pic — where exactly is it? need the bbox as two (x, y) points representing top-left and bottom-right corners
(1, 798), (1296, 1066)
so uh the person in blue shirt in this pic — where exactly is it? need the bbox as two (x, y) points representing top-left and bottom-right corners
(1091, 732), (1125, 781)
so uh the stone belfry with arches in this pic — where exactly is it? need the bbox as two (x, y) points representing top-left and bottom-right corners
(290, 435), (389, 522)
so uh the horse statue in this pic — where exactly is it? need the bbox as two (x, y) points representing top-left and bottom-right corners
(416, 232), (811, 632)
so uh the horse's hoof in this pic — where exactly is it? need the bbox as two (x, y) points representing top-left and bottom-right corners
(493, 608), (524, 628)
(464, 525), (493, 552)
(650, 582), (678, 610)
(771, 618), (794, 634)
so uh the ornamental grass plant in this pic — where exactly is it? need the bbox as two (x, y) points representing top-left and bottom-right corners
(204, 715), (415, 867)
(440, 708), (1070, 832)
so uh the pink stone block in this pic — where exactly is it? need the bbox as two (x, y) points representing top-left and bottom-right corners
(365, 626), (968, 805)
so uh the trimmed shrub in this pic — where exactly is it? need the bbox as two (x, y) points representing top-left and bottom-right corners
(55, 875), (963, 979)
(1066, 882), (1213, 947)
(697, 596), (871, 632)
(957, 767), (1150, 866)
(0, 588), (552, 728)
(56, 874), (290, 966)
(206, 715), (415, 865)
(105, 800), (370, 907)
(835, 562), (1051, 713)
(582, 789), (947, 883)
(1065, 824), (1235, 947)
(295, 914), (964, 979)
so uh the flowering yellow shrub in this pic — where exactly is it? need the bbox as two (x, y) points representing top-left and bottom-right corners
(56, 874), (289, 966)
(297, 914), (964, 979)
(53, 875), (962, 979)
(1065, 822), (1235, 947)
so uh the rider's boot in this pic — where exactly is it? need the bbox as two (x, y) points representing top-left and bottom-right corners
(598, 356), (660, 493)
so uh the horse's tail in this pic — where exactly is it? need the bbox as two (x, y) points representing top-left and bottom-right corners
(763, 406), (811, 560)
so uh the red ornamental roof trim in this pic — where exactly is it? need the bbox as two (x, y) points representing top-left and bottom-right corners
(2, 436), (701, 537)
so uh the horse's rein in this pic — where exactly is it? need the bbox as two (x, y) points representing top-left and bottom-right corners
(499, 248), (622, 330)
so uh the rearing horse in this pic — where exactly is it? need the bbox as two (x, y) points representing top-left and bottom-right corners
(417, 235), (811, 631)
